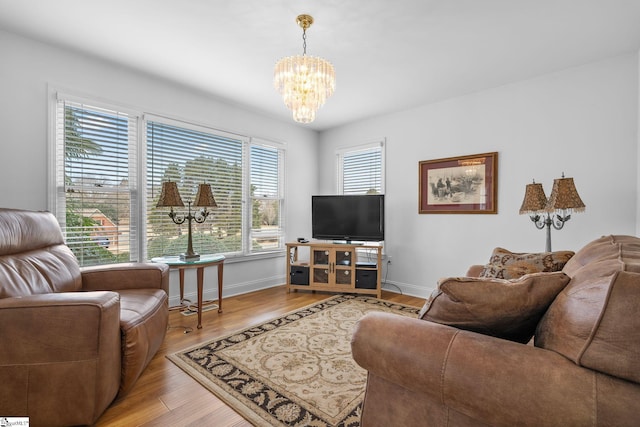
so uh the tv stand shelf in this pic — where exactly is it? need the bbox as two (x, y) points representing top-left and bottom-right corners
(286, 242), (382, 297)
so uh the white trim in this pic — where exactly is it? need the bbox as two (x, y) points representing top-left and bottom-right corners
(335, 139), (385, 156)
(250, 136), (288, 150)
(242, 140), (251, 254)
(47, 86), (59, 215)
(136, 114), (147, 262)
(55, 90), (142, 117)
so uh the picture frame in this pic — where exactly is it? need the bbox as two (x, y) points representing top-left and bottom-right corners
(419, 152), (498, 214)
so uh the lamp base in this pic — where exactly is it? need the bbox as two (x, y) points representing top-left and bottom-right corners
(180, 253), (200, 262)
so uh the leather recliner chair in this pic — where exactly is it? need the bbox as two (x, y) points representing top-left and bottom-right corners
(0, 208), (169, 426)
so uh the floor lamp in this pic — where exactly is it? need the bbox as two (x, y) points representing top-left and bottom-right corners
(519, 174), (585, 252)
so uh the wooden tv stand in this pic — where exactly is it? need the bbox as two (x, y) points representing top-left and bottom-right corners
(286, 242), (383, 298)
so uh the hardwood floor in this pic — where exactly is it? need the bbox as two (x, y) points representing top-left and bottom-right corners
(95, 285), (425, 426)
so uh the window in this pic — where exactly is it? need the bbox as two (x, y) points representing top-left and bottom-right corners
(337, 140), (385, 195)
(51, 93), (285, 266)
(52, 97), (139, 266)
(250, 141), (285, 252)
(145, 117), (245, 259)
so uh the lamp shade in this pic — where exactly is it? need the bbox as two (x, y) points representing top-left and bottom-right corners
(194, 183), (217, 207)
(156, 181), (185, 207)
(545, 176), (585, 213)
(519, 181), (548, 215)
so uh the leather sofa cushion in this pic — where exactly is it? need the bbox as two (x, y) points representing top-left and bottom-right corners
(418, 271), (570, 343)
(480, 247), (574, 279)
(536, 250), (640, 383)
(118, 288), (168, 395)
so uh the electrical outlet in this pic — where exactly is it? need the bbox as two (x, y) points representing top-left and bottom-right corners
(387, 256), (392, 264)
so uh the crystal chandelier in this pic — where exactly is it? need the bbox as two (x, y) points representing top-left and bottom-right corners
(274, 14), (336, 124)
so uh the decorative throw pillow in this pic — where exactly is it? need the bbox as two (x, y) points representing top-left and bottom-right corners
(418, 271), (571, 343)
(479, 247), (574, 279)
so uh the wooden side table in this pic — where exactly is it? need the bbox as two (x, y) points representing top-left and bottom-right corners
(151, 254), (225, 329)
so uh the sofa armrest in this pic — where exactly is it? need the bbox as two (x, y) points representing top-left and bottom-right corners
(0, 292), (121, 364)
(0, 292), (122, 424)
(351, 312), (638, 426)
(81, 262), (169, 294)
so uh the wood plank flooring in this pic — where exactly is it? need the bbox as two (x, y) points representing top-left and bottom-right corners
(95, 286), (425, 427)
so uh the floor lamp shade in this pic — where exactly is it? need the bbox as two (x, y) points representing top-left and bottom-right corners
(519, 181), (547, 214)
(546, 176), (586, 213)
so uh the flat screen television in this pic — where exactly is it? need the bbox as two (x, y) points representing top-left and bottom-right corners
(311, 194), (384, 242)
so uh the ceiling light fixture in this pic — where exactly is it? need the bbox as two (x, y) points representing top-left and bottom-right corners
(274, 14), (336, 124)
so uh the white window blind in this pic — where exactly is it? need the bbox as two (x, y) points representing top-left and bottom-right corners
(146, 119), (245, 258)
(250, 142), (285, 252)
(54, 97), (139, 266)
(338, 141), (385, 195)
(52, 92), (286, 265)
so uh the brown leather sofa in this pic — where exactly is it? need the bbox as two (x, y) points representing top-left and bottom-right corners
(0, 208), (169, 426)
(352, 235), (640, 426)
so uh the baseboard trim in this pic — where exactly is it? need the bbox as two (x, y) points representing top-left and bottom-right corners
(167, 274), (284, 307)
(168, 276), (431, 307)
(381, 280), (431, 299)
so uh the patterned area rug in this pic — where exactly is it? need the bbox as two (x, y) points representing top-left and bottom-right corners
(168, 294), (419, 426)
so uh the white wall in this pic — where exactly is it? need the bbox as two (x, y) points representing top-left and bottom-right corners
(0, 30), (319, 304)
(320, 54), (639, 298)
(2, 30), (639, 302)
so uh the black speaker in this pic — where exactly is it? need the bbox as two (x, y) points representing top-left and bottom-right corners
(356, 269), (377, 289)
(290, 266), (309, 285)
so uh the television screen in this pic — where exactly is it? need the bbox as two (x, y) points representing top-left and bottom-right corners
(311, 195), (384, 242)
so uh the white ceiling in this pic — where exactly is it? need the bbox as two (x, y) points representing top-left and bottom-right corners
(2, 0), (640, 131)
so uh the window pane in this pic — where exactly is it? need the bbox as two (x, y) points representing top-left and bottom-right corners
(342, 147), (383, 194)
(250, 145), (283, 252)
(250, 198), (282, 251)
(146, 121), (244, 258)
(61, 103), (135, 266)
(251, 145), (279, 198)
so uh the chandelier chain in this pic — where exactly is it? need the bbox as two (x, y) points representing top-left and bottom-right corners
(302, 28), (307, 55)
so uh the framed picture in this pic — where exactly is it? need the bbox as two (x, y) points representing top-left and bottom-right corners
(419, 152), (498, 214)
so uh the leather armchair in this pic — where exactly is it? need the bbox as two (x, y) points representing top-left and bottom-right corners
(0, 208), (169, 426)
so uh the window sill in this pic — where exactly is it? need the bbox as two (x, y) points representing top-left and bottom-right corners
(222, 250), (286, 264)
